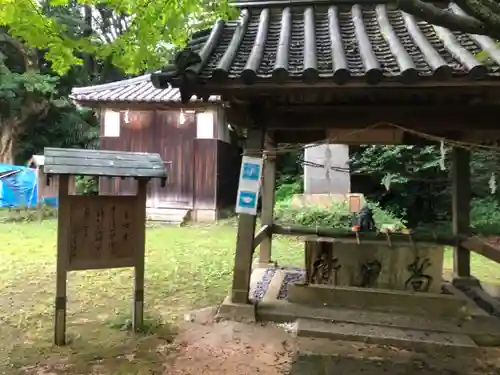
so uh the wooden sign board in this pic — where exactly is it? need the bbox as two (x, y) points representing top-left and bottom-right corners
(348, 195), (361, 213)
(66, 195), (138, 270)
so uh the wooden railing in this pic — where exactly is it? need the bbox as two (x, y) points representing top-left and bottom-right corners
(251, 222), (500, 265)
(460, 235), (500, 264)
(252, 224), (271, 249)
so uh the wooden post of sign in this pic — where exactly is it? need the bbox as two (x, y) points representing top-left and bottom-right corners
(54, 175), (70, 346)
(44, 147), (167, 345)
(133, 179), (148, 332)
(231, 127), (265, 303)
(258, 131), (276, 266)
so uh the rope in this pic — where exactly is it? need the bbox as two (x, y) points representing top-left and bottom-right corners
(245, 122), (500, 155)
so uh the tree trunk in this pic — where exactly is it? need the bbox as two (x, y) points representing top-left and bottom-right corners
(0, 122), (16, 164)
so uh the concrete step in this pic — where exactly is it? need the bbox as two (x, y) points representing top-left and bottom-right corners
(287, 283), (465, 318)
(296, 318), (478, 351)
(146, 208), (191, 225)
(257, 301), (500, 346)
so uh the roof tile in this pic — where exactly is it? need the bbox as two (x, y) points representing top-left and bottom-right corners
(70, 74), (220, 104)
(153, 2), (500, 87)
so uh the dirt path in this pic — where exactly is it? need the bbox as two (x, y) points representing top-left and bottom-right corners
(164, 307), (500, 375)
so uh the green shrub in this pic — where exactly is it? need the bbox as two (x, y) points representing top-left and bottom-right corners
(274, 198), (404, 229)
(1, 205), (57, 223)
(75, 176), (99, 195)
(275, 181), (302, 203)
(272, 196), (500, 235)
(471, 197), (500, 235)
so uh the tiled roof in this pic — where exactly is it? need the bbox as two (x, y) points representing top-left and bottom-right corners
(151, 2), (500, 87)
(70, 74), (221, 104)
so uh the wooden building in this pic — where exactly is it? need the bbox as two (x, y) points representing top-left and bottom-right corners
(152, 0), (500, 326)
(70, 74), (241, 223)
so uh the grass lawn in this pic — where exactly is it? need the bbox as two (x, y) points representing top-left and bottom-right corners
(1, 219), (500, 374)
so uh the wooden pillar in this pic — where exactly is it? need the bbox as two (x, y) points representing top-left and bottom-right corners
(133, 179), (147, 331)
(451, 147), (471, 278)
(231, 127), (265, 303)
(54, 175), (69, 346)
(258, 132), (276, 265)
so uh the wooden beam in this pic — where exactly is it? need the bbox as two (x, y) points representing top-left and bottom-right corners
(275, 129), (326, 144)
(199, 81), (500, 91)
(258, 132), (276, 264)
(270, 104), (500, 114)
(275, 130), (456, 145)
(272, 223), (457, 246)
(231, 126), (265, 304)
(253, 224), (271, 250)
(263, 106), (500, 131)
(452, 148), (471, 277)
(73, 101), (220, 111)
(460, 236), (500, 265)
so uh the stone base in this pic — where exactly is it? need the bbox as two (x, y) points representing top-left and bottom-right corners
(304, 241), (444, 293)
(257, 299), (500, 347)
(252, 267), (500, 347)
(252, 259), (278, 271)
(296, 318), (478, 351)
(217, 296), (256, 323)
(452, 276), (482, 288)
(191, 209), (217, 222)
(291, 193), (365, 208)
(442, 282), (490, 318)
(288, 283), (466, 318)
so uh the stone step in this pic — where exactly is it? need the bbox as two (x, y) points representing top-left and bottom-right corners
(257, 301), (500, 346)
(287, 283), (465, 318)
(146, 208), (191, 225)
(441, 282), (491, 318)
(296, 318), (478, 351)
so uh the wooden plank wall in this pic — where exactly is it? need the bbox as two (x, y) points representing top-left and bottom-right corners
(155, 111), (195, 207)
(193, 139), (217, 209)
(38, 172), (76, 199)
(99, 108), (241, 212)
(99, 110), (197, 208)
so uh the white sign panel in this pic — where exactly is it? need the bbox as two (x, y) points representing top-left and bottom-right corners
(196, 111), (214, 139)
(104, 110), (121, 137)
(235, 156), (263, 215)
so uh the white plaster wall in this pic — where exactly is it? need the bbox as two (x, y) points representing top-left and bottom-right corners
(196, 110), (215, 139)
(195, 109), (231, 143)
(215, 108), (231, 143)
(304, 144), (350, 194)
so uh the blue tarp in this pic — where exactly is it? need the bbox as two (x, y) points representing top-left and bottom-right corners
(0, 163), (38, 208)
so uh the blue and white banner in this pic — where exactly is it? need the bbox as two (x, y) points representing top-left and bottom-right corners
(236, 156), (263, 215)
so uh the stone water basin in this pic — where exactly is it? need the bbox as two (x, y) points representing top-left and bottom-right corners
(304, 238), (444, 294)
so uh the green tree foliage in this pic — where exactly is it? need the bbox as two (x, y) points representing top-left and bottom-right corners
(0, 0), (234, 75)
(349, 145), (500, 226)
(0, 1), (133, 164)
(274, 144), (500, 229)
(0, 31), (63, 163)
(275, 199), (404, 230)
(398, 0), (500, 39)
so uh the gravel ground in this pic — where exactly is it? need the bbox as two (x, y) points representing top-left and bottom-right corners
(163, 306), (500, 375)
(252, 267), (305, 302)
